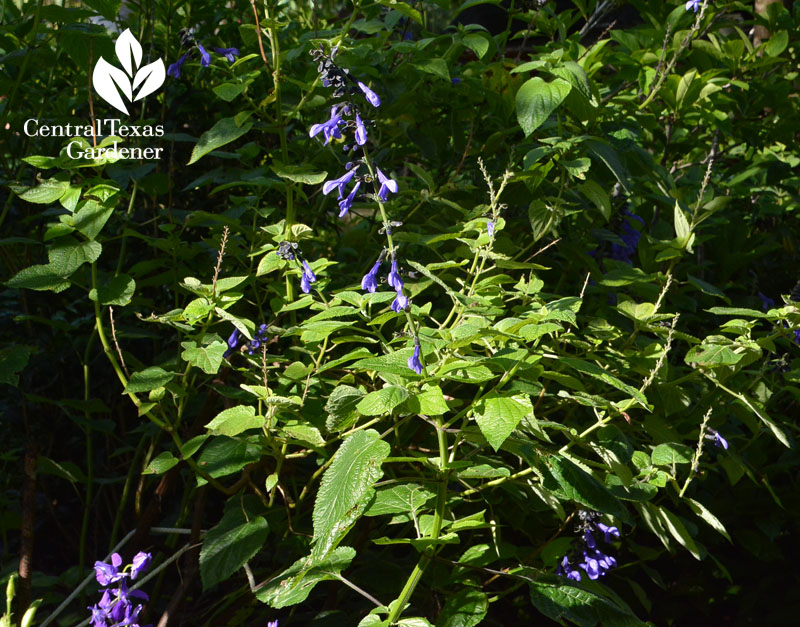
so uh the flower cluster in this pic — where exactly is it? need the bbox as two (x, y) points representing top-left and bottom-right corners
(89, 552), (152, 627)
(276, 240), (318, 294)
(360, 252), (410, 314)
(556, 510), (620, 582)
(167, 28), (240, 78)
(609, 210), (644, 264)
(224, 323), (269, 358)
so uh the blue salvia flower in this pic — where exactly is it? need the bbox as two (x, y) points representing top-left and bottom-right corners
(357, 81), (381, 107)
(556, 510), (620, 582)
(339, 181), (360, 217)
(361, 258), (382, 293)
(323, 167), (357, 198)
(387, 259), (403, 291)
(408, 341), (423, 374)
(268, 621), (279, 627)
(376, 168), (398, 202)
(310, 106), (343, 145)
(197, 43), (211, 67)
(391, 289), (409, 312)
(596, 522), (620, 544)
(487, 220), (495, 238)
(685, 0), (701, 12)
(301, 260), (317, 293)
(355, 112), (368, 145)
(556, 555), (582, 581)
(167, 53), (189, 78)
(90, 552), (152, 627)
(610, 210), (644, 264)
(130, 551), (151, 579)
(214, 47), (240, 63)
(705, 427), (729, 450)
(758, 292), (776, 311)
(223, 328), (241, 358)
(248, 323), (269, 355)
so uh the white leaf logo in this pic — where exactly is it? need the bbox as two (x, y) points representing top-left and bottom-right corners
(92, 29), (165, 115)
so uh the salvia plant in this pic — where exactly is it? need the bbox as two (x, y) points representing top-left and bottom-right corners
(1, 0), (799, 626)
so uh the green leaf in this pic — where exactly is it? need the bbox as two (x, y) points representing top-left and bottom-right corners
(188, 116), (253, 165)
(365, 483), (436, 517)
(651, 443), (693, 466)
(583, 139), (630, 193)
(196, 436), (261, 483)
(272, 163), (328, 185)
(356, 386), (410, 416)
(83, 0), (122, 20)
(255, 546), (356, 607)
(765, 30), (788, 57)
(353, 349), (418, 375)
(19, 178), (70, 204)
(473, 393), (533, 451)
(48, 238), (102, 276)
(658, 506), (702, 560)
(686, 497), (731, 542)
(412, 58), (450, 81)
(125, 367), (174, 393)
(706, 307), (767, 318)
(312, 430), (390, 560)
(301, 321), (351, 343)
(0, 346), (35, 386)
(89, 274), (135, 306)
(543, 455), (630, 522)
(144, 452), (180, 475)
(213, 82), (245, 102)
(73, 200), (114, 240)
(684, 344), (742, 366)
(560, 358), (648, 408)
(405, 385), (450, 416)
(529, 579), (644, 627)
(380, 0), (423, 24)
(181, 341), (227, 375)
(325, 385), (366, 432)
(674, 200), (692, 249)
(515, 77), (572, 136)
(200, 507), (269, 590)
(436, 588), (488, 627)
(462, 33), (490, 59)
(205, 405), (262, 437)
(6, 264), (70, 292)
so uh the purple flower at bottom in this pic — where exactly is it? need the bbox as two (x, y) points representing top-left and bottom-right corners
(88, 604), (110, 627)
(597, 522), (620, 544)
(301, 260), (317, 294)
(580, 552), (601, 580)
(361, 259), (381, 293)
(357, 81), (381, 107)
(339, 181), (361, 217)
(391, 289), (408, 312)
(408, 343), (423, 374)
(214, 47), (240, 63)
(355, 112), (368, 146)
(167, 53), (188, 78)
(197, 43), (211, 67)
(268, 621), (279, 627)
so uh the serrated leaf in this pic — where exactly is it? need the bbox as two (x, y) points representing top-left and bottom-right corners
(312, 430), (390, 560)
(684, 344), (742, 366)
(255, 546), (355, 607)
(144, 451), (179, 474)
(200, 508), (268, 590)
(0, 346), (35, 386)
(325, 385), (365, 432)
(436, 588), (488, 627)
(473, 393), (532, 451)
(529, 579), (644, 627)
(188, 116), (253, 165)
(125, 367), (174, 393)
(651, 443), (693, 466)
(205, 405), (262, 436)
(365, 483), (435, 517)
(89, 273), (135, 306)
(196, 436), (261, 483)
(48, 238), (102, 276)
(357, 385), (409, 416)
(181, 340), (227, 375)
(6, 264), (70, 292)
(19, 178), (70, 204)
(405, 385), (450, 416)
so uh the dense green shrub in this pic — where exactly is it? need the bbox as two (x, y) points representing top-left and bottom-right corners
(1, 1), (799, 625)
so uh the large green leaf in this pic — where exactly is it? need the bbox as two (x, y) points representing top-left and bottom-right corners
(312, 430), (390, 560)
(435, 588), (488, 627)
(188, 116), (253, 165)
(125, 367), (174, 393)
(205, 405), (263, 437)
(48, 238), (102, 276)
(181, 340), (227, 375)
(325, 385), (366, 432)
(356, 385), (409, 416)
(473, 393), (533, 451)
(255, 546), (356, 607)
(200, 506), (269, 590)
(515, 77), (572, 136)
(529, 579), (644, 627)
(364, 483), (436, 517)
